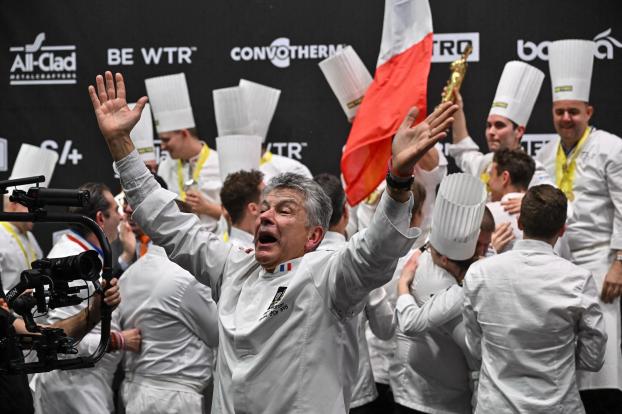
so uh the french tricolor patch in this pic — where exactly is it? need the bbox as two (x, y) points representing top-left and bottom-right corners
(279, 262), (293, 272)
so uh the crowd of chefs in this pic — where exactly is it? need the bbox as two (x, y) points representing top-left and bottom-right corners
(1, 37), (621, 414)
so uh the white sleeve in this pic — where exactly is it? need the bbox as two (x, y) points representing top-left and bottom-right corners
(365, 287), (395, 340)
(446, 136), (487, 176)
(179, 279), (220, 348)
(328, 192), (421, 318)
(575, 273), (607, 371)
(116, 150), (236, 295)
(395, 285), (463, 336)
(462, 271), (483, 362)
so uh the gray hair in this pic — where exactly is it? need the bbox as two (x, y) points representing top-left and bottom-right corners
(263, 173), (332, 229)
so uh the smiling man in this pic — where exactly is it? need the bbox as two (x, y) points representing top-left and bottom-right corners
(145, 73), (223, 231)
(535, 39), (622, 413)
(88, 71), (457, 413)
(447, 61), (552, 189)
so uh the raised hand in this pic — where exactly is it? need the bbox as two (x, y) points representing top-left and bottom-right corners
(88, 71), (148, 160)
(391, 102), (458, 177)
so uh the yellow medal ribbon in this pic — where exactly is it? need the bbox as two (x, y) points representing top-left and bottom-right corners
(555, 127), (591, 201)
(260, 150), (273, 166)
(480, 161), (492, 193)
(0, 222), (37, 269)
(177, 144), (210, 201)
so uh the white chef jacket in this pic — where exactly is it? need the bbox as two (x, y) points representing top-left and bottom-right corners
(390, 251), (472, 414)
(447, 136), (553, 188)
(365, 247), (411, 386)
(0, 223), (43, 292)
(32, 231), (122, 414)
(535, 127), (622, 391)
(260, 151), (312, 184)
(115, 244), (218, 414)
(317, 231), (396, 408)
(364, 148), (445, 386)
(486, 192), (524, 253)
(157, 144), (222, 231)
(228, 226), (255, 250)
(116, 149), (420, 414)
(463, 239), (607, 413)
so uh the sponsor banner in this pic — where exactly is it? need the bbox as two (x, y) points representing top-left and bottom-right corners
(439, 133), (555, 160)
(517, 28), (622, 61)
(40, 140), (84, 165)
(107, 46), (198, 66)
(153, 140), (308, 163)
(9, 33), (77, 86)
(432, 33), (480, 63)
(230, 37), (346, 68)
(520, 133), (556, 157)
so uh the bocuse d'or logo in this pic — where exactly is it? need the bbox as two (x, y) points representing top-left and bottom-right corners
(230, 37), (346, 68)
(517, 28), (622, 61)
(9, 33), (77, 86)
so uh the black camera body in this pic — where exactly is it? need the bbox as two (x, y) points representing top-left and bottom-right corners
(0, 176), (112, 374)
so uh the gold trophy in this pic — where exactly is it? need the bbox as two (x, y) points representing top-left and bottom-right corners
(441, 44), (473, 103)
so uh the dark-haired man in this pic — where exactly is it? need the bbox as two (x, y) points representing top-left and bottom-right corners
(314, 173), (395, 413)
(535, 40), (622, 410)
(486, 148), (535, 253)
(448, 61), (552, 190)
(32, 182), (141, 414)
(463, 184), (607, 412)
(146, 73), (223, 230)
(220, 170), (264, 249)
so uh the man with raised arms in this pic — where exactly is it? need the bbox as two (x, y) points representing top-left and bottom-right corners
(88, 71), (457, 413)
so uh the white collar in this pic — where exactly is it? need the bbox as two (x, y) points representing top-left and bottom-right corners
(317, 231), (346, 251)
(230, 226), (255, 248)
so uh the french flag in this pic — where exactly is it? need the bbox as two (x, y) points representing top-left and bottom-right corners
(341, 0), (433, 205)
(279, 262), (293, 272)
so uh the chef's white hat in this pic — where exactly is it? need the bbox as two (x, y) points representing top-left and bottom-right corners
(489, 61), (544, 127)
(145, 73), (196, 133)
(548, 39), (596, 102)
(319, 46), (373, 121)
(429, 173), (487, 261)
(216, 135), (262, 182)
(239, 79), (281, 143)
(129, 102), (156, 163)
(8, 143), (59, 192)
(213, 87), (253, 137)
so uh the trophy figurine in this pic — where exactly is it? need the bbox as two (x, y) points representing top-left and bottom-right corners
(441, 44), (473, 103)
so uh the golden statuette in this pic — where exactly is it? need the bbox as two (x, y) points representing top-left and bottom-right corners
(441, 44), (473, 103)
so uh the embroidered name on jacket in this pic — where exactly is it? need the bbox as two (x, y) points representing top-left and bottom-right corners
(260, 286), (288, 321)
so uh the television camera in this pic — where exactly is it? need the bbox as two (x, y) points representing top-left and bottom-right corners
(0, 175), (112, 374)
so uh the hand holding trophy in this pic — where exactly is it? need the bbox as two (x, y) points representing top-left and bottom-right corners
(441, 44), (473, 103)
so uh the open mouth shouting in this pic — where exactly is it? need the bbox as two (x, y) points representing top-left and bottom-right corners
(255, 228), (279, 251)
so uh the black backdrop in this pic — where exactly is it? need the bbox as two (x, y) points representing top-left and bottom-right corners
(2, 0), (621, 252)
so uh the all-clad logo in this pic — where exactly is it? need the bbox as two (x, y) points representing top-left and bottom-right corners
(517, 28), (622, 61)
(432, 33), (480, 63)
(230, 37), (346, 68)
(9, 33), (77, 86)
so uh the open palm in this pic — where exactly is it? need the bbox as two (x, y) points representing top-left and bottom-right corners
(88, 71), (148, 142)
(391, 102), (457, 176)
